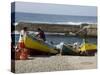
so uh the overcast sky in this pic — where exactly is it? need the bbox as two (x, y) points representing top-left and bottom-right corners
(12, 2), (97, 16)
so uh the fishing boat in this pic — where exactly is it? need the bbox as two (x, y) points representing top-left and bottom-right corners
(62, 42), (97, 56)
(23, 34), (58, 54)
(75, 26), (97, 55)
(79, 43), (97, 55)
(62, 44), (78, 55)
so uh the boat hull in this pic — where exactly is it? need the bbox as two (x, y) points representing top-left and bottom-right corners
(62, 45), (77, 55)
(78, 43), (97, 55)
(79, 43), (97, 52)
(24, 35), (58, 54)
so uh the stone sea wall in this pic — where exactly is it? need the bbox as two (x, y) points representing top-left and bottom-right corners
(15, 22), (97, 37)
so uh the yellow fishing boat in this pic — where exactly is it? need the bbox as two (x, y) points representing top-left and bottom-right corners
(79, 42), (97, 55)
(23, 35), (58, 54)
(79, 43), (97, 51)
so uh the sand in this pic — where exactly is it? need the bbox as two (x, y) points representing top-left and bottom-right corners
(13, 55), (97, 73)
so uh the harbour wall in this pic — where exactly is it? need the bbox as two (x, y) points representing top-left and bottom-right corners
(15, 22), (97, 37)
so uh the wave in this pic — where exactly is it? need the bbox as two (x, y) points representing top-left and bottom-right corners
(13, 21), (97, 26)
(55, 22), (97, 25)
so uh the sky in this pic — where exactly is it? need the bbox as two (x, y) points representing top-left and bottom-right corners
(12, 1), (97, 16)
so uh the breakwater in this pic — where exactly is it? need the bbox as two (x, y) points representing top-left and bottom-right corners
(15, 22), (97, 37)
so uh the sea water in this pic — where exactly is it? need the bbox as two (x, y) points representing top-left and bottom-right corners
(13, 34), (97, 45)
(12, 12), (97, 24)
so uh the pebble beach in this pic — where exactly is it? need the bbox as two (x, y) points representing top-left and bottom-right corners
(12, 54), (97, 73)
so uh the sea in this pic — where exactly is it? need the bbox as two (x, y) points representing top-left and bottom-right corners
(13, 34), (97, 45)
(12, 12), (97, 24)
(11, 12), (97, 45)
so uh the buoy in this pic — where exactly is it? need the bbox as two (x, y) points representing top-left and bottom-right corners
(20, 48), (28, 60)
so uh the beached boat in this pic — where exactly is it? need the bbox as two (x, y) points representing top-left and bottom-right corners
(62, 44), (78, 55)
(79, 43), (97, 55)
(62, 43), (97, 55)
(23, 34), (58, 54)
